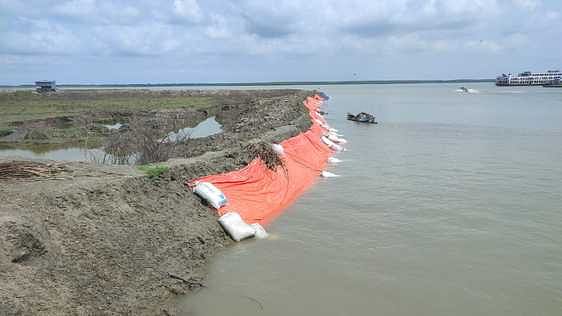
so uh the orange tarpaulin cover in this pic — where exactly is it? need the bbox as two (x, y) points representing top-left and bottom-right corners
(187, 95), (334, 225)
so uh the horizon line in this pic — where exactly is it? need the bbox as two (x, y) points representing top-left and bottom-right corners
(1, 78), (494, 88)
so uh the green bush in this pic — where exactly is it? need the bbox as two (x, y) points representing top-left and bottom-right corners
(0, 128), (14, 137)
(138, 164), (169, 179)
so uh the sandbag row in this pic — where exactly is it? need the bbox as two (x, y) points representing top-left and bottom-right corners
(187, 94), (345, 241)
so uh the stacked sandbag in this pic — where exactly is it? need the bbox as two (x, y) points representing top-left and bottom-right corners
(321, 136), (344, 152)
(251, 223), (269, 239)
(193, 181), (228, 209)
(321, 171), (340, 178)
(328, 157), (342, 164)
(218, 212), (255, 241)
(271, 143), (285, 156)
(326, 132), (347, 144)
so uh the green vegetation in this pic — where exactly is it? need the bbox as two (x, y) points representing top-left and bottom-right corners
(0, 89), (221, 146)
(0, 128), (14, 137)
(138, 164), (169, 178)
(0, 90), (216, 126)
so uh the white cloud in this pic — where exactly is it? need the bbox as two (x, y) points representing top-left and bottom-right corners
(512, 0), (541, 11)
(0, 0), (560, 84)
(53, 0), (96, 17)
(173, 0), (203, 22)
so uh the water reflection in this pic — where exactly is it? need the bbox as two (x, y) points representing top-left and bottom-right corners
(0, 116), (223, 163)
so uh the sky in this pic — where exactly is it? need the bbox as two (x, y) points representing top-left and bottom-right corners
(1, 0), (561, 85)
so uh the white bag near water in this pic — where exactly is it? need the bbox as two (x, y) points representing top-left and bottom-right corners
(321, 171), (340, 178)
(326, 133), (347, 144)
(314, 119), (329, 129)
(331, 132), (345, 137)
(271, 143), (285, 156)
(218, 212), (255, 241)
(193, 181), (228, 209)
(321, 136), (344, 152)
(251, 223), (269, 239)
(328, 157), (342, 164)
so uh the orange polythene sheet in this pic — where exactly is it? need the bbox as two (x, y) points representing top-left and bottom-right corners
(187, 95), (334, 226)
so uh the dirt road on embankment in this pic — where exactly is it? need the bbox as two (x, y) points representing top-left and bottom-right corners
(0, 89), (313, 315)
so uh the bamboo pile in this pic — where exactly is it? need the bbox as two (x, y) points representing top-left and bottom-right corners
(0, 161), (65, 180)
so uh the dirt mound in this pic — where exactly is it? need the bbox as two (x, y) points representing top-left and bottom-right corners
(0, 89), (316, 315)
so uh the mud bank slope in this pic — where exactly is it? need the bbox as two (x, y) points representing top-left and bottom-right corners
(0, 90), (313, 315)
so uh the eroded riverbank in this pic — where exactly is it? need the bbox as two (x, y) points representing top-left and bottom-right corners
(0, 89), (313, 315)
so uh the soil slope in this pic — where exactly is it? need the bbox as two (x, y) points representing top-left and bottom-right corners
(0, 89), (313, 315)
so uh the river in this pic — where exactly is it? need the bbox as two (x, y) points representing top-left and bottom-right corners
(177, 83), (562, 315)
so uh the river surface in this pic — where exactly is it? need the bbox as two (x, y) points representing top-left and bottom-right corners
(177, 83), (562, 315)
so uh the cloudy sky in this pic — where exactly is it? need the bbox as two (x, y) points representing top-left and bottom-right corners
(1, 0), (561, 84)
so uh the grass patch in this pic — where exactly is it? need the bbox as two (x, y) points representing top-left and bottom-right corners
(0, 90), (218, 125)
(138, 164), (169, 178)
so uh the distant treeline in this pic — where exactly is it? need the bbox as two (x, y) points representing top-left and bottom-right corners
(1, 79), (494, 88)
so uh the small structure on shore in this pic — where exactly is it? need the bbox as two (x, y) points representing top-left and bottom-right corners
(35, 81), (56, 93)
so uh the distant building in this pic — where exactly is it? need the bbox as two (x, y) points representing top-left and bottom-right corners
(35, 81), (57, 93)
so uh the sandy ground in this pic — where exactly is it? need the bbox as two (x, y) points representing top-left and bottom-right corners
(0, 89), (313, 315)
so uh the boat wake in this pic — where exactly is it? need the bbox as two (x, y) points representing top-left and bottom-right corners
(456, 88), (480, 94)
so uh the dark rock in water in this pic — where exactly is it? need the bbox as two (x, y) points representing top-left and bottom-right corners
(24, 130), (49, 141)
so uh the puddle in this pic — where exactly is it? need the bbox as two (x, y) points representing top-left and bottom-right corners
(0, 117), (222, 163)
(164, 116), (223, 143)
(0, 146), (137, 164)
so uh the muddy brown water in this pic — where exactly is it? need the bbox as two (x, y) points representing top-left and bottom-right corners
(175, 83), (562, 316)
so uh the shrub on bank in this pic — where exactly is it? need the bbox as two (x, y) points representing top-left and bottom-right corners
(138, 164), (169, 179)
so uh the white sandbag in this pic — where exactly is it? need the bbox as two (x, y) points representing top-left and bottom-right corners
(326, 133), (347, 144)
(271, 143), (285, 156)
(218, 212), (255, 241)
(314, 119), (328, 128)
(328, 157), (342, 164)
(321, 171), (340, 178)
(314, 118), (330, 129)
(328, 131), (344, 138)
(251, 223), (269, 239)
(321, 136), (344, 152)
(193, 181), (228, 209)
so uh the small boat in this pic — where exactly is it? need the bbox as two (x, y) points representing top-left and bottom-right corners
(458, 86), (469, 93)
(347, 112), (377, 124)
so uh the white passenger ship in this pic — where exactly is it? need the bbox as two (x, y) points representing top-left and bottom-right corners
(496, 70), (562, 86)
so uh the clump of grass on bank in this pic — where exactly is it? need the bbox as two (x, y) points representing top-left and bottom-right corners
(138, 164), (169, 178)
(0, 128), (14, 137)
